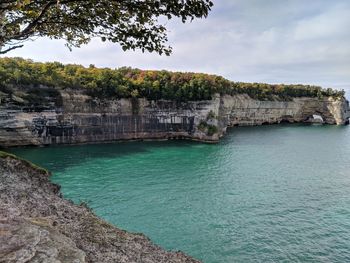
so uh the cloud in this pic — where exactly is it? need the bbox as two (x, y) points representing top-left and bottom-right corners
(3, 0), (350, 95)
(293, 5), (350, 41)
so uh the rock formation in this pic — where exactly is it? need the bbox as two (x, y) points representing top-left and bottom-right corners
(0, 88), (348, 146)
(0, 152), (200, 263)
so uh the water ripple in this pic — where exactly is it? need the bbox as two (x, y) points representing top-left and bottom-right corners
(10, 125), (350, 263)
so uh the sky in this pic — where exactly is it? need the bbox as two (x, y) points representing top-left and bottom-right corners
(4, 0), (350, 94)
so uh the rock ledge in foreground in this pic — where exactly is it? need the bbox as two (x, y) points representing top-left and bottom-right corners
(0, 153), (200, 263)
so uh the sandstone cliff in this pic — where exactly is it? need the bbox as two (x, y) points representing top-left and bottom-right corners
(0, 88), (348, 146)
(0, 152), (200, 263)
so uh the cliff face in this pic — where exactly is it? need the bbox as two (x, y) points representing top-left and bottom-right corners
(220, 94), (349, 127)
(0, 89), (348, 146)
(0, 153), (200, 263)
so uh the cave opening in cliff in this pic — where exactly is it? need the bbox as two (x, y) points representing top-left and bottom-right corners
(279, 119), (291, 124)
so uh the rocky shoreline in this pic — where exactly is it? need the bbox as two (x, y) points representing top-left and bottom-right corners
(0, 152), (200, 263)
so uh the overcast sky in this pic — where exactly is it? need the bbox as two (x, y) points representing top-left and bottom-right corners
(5, 0), (350, 95)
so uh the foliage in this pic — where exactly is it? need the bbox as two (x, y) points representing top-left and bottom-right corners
(0, 57), (345, 103)
(207, 125), (218, 136)
(198, 121), (218, 136)
(207, 110), (216, 120)
(198, 121), (208, 132)
(0, 0), (213, 55)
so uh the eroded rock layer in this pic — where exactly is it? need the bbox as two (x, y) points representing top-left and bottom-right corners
(0, 90), (348, 146)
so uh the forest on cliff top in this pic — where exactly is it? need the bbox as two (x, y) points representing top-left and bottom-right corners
(0, 57), (345, 103)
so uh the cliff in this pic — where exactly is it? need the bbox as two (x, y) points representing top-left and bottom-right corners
(0, 152), (200, 263)
(0, 88), (348, 146)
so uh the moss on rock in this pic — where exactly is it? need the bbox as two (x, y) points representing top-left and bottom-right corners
(0, 151), (49, 175)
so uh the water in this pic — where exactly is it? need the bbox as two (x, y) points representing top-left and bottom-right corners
(10, 124), (350, 262)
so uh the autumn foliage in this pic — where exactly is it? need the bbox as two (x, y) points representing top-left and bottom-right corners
(0, 57), (345, 102)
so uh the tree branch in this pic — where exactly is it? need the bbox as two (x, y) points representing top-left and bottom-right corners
(15, 1), (57, 39)
(0, 0), (213, 55)
(0, 44), (24, 54)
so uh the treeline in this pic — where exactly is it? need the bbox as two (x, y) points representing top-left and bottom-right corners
(0, 57), (345, 102)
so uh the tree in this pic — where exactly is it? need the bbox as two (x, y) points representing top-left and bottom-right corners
(0, 0), (213, 55)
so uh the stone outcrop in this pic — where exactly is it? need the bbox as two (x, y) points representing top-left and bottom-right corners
(0, 89), (348, 146)
(0, 153), (200, 263)
(219, 94), (349, 127)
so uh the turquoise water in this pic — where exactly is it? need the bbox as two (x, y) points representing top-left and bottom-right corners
(10, 124), (350, 262)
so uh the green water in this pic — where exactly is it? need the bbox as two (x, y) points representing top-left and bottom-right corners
(10, 125), (350, 262)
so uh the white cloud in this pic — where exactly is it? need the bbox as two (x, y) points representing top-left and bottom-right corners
(293, 6), (350, 41)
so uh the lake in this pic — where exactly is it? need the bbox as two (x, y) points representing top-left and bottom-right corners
(10, 124), (350, 262)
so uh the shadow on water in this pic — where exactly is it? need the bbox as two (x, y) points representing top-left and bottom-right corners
(7, 123), (349, 172)
(7, 139), (209, 173)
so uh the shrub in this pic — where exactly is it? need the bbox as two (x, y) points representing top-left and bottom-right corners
(207, 125), (218, 136)
(197, 121), (218, 136)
